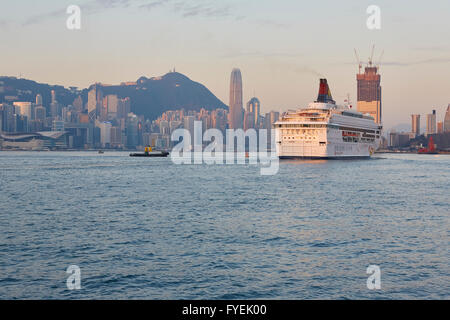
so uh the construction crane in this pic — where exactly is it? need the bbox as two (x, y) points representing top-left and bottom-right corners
(368, 44), (375, 67)
(354, 48), (362, 74)
(376, 49), (384, 70)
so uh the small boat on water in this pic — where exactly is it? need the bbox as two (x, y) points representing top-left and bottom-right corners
(130, 146), (169, 157)
(418, 136), (438, 154)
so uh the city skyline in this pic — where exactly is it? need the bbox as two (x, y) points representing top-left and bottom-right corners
(1, 1), (450, 130)
(2, 67), (450, 136)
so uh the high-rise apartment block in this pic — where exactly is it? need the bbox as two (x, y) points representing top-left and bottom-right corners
(426, 110), (436, 135)
(411, 114), (420, 137)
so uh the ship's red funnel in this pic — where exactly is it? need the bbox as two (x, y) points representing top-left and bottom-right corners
(316, 79), (335, 104)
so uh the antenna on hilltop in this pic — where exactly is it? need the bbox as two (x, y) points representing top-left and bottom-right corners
(354, 49), (362, 74)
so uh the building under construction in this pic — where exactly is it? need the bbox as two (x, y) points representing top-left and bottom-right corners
(355, 47), (382, 124)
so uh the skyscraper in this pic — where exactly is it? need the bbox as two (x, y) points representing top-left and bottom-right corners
(357, 66), (382, 124)
(437, 121), (443, 134)
(246, 97), (260, 128)
(88, 89), (96, 118)
(73, 96), (84, 112)
(50, 90), (59, 118)
(125, 113), (139, 148)
(118, 97), (131, 119)
(265, 111), (279, 131)
(228, 68), (243, 129)
(87, 84), (103, 121)
(411, 114), (420, 137)
(183, 115), (195, 146)
(36, 94), (43, 106)
(98, 121), (112, 147)
(51, 90), (57, 104)
(444, 104), (450, 132)
(243, 111), (254, 131)
(426, 110), (436, 135)
(34, 105), (46, 121)
(103, 95), (118, 120)
(13, 102), (33, 121)
(211, 108), (227, 133)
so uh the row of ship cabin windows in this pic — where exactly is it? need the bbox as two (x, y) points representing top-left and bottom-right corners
(281, 129), (324, 135)
(282, 136), (375, 143)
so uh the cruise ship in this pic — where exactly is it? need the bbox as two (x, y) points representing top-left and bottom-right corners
(274, 79), (382, 159)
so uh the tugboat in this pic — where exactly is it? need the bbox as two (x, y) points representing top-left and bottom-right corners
(130, 146), (169, 157)
(418, 136), (438, 154)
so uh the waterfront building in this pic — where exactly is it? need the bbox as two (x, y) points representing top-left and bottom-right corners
(110, 126), (122, 148)
(98, 121), (112, 147)
(389, 132), (411, 148)
(125, 113), (139, 148)
(0, 131), (67, 150)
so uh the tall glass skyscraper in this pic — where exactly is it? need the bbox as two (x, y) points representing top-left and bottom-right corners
(228, 68), (243, 129)
(247, 97), (260, 128)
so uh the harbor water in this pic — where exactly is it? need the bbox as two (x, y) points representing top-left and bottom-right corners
(0, 152), (448, 299)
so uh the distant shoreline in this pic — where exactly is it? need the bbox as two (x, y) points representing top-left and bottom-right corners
(2, 149), (450, 155)
(376, 150), (450, 155)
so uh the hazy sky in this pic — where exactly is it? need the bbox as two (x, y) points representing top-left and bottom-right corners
(1, 0), (450, 129)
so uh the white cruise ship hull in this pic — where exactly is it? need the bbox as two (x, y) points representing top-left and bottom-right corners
(275, 118), (380, 159)
(276, 142), (375, 159)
